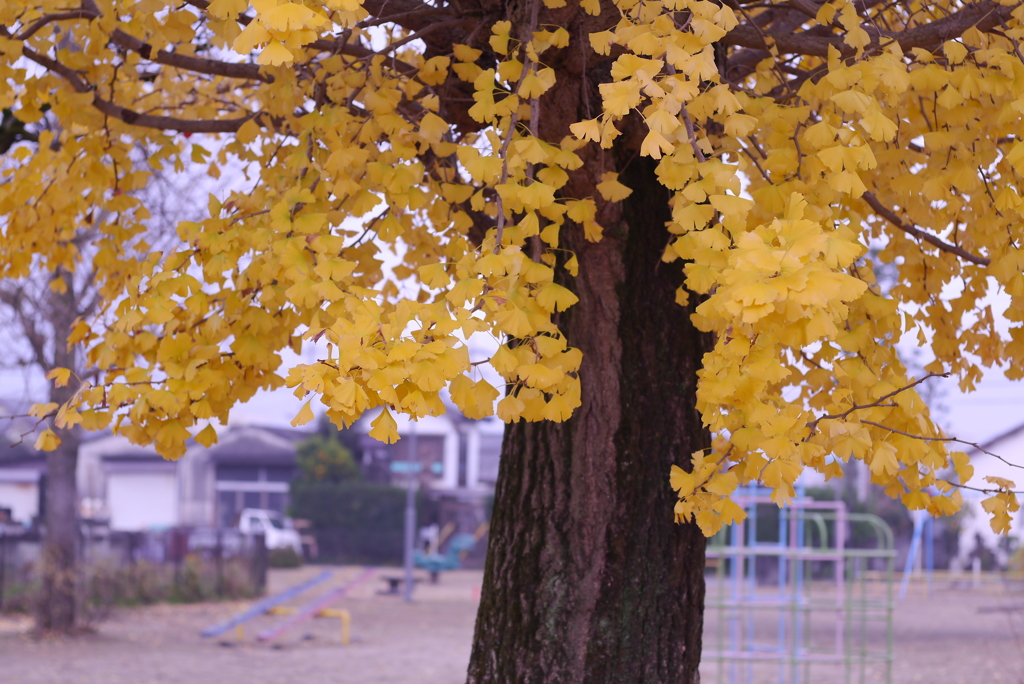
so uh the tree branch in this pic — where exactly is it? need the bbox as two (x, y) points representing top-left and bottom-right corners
(12, 10), (95, 41)
(10, 37), (260, 134)
(12, 2), (272, 82)
(108, 28), (272, 83)
(860, 420), (1024, 473)
(862, 192), (990, 266)
(724, 1), (1015, 57)
(806, 372), (948, 435)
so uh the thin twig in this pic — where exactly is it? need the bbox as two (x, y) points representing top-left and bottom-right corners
(681, 106), (706, 163)
(860, 420), (1024, 472)
(491, 0), (539, 254)
(806, 372), (948, 435)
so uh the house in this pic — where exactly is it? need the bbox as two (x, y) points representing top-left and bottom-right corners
(957, 420), (1024, 567)
(178, 424), (308, 528)
(356, 409), (505, 536)
(78, 432), (176, 530)
(356, 410), (504, 491)
(0, 439), (44, 527)
(0, 401), (47, 527)
(78, 424), (310, 531)
(77, 407), (504, 532)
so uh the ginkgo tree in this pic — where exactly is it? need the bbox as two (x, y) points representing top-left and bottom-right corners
(3, 0), (1024, 678)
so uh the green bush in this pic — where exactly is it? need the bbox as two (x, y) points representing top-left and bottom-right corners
(296, 434), (361, 483)
(269, 547), (303, 568)
(290, 481), (438, 565)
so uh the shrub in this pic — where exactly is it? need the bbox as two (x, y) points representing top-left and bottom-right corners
(296, 434), (361, 483)
(290, 481), (439, 565)
(269, 547), (303, 568)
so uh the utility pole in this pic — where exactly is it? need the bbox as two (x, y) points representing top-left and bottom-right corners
(403, 420), (418, 603)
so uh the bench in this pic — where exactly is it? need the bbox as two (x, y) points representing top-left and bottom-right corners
(378, 575), (424, 595)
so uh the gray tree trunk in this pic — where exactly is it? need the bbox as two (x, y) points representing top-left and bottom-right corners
(36, 273), (82, 633)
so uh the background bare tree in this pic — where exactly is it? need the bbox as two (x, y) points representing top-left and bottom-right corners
(0, 113), (207, 631)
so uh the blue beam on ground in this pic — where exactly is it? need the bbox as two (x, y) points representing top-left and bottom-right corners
(199, 570), (334, 637)
(256, 566), (377, 642)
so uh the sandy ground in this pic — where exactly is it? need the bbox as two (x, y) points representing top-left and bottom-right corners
(1, 568), (1023, 684)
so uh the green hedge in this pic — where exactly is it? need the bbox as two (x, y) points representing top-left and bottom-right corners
(290, 481), (438, 565)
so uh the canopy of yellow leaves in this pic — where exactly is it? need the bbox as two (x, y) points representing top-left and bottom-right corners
(3, 0), (1024, 535)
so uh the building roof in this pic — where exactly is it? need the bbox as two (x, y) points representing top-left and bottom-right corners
(969, 421), (1024, 457)
(0, 435), (42, 469)
(205, 432), (301, 466)
(254, 425), (311, 442)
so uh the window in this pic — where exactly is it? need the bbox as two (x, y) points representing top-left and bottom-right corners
(216, 465), (259, 481)
(478, 435), (503, 484)
(215, 465), (291, 527)
(265, 466), (296, 483)
(218, 491), (239, 528)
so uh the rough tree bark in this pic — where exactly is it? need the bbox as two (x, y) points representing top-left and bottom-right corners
(466, 153), (712, 682)
(37, 425), (80, 633)
(35, 272), (83, 633)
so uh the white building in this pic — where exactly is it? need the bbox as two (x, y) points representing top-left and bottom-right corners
(957, 421), (1024, 565)
(74, 408), (503, 531)
(0, 406), (45, 526)
(0, 451), (44, 526)
(355, 410), (505, 492)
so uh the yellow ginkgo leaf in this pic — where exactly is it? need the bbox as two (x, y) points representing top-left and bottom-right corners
(257, 41), (294, 66)
(369, 409), (400, 444)
(291, 400), (315, 427)
(46, 367), (72, 387)
(34, 429), (61, 452)
(194, 424), (219, 448)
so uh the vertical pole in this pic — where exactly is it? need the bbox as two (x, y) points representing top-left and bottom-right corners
(252, 532), (268, 593)
(403, 421), (418, 603)
(924, 516), (934, 598)
(745, 496), (755, 684)
(215, 527), (224, 598)
(898, 512), (923, 601)
(0, 530), (5, 611)
(837, 501), (847, 683)
(729, 512), (740, 684)
(778, 500), (788, 684)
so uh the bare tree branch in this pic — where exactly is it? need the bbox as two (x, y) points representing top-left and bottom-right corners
(0, 283), (53, 369)
(108, 28), (272, 83)
(862, 192), (991, 266)
(725, 1), (1016, 57)
(860, 420), (1024, 474)
(12, 10), (95, 41)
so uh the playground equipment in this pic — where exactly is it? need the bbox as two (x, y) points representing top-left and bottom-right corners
(414, 521), (487, 579)
(414, 533), (476, 576)
(257, 566), (377, 643)
(200, 567), (376, 644)
(898, 508), (935, 601)
(702, 485), (896, 684)
(200, 570), (333, 639)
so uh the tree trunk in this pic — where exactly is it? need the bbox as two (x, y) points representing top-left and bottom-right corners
(467, 157), (711, 683)
(36, 276), (82, 634)
(37, 431), (80, 633)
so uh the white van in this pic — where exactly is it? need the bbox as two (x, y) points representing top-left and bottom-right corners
(237, 508), (303, 554)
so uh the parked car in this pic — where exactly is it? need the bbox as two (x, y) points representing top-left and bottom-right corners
(238, 508), (303, 554)
(187, 526), (245, 556)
